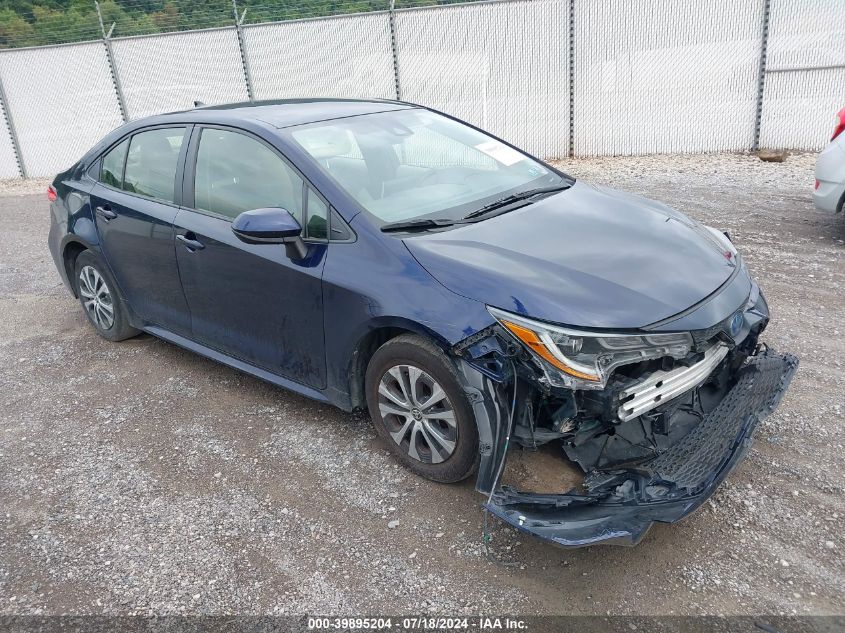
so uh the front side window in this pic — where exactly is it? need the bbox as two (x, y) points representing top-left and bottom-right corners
(100, 138), (129, 188)
(122, 128), (186, 203)
(194, 128), (304, 222)
(289, 108), (567, 226)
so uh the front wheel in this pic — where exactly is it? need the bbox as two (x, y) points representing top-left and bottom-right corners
(365, 334), (479, 483)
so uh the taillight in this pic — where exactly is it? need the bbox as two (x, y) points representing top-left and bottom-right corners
(832, 107), (845, 142)
(815, 179), (820, 190)
(47, 185), (57, 202)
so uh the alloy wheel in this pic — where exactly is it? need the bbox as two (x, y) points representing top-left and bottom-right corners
(78, 265), (115, 331)
(377, 364), (458, 464)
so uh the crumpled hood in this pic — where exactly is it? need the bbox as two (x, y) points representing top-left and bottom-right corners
(404, 181), (739, 329)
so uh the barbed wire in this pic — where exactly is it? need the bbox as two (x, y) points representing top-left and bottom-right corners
(0, 0), (493, 49)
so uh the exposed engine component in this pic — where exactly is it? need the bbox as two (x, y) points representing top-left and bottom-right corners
(452, 289), (798, 547)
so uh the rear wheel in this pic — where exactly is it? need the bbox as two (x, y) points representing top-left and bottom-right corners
(365, 334), (479, 483)
(74, 250), (139, 342)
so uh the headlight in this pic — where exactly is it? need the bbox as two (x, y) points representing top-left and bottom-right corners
(488, 307), (693, 390)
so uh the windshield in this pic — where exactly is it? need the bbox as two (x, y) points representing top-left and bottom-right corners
(289, 108), (569, 226)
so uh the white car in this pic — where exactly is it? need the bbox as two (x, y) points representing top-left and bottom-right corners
(814, 107), (845, 213)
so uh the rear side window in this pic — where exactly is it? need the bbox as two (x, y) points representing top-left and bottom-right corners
(100, 138), (129, 188)
(122, 128), (186, 203)
(194, 128), (304, 221)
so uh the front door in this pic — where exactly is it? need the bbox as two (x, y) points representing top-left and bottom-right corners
(174, 126), (328, 389)
(90, 126), (192, 336)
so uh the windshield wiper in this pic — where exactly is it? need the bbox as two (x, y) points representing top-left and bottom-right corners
(380, 182), (573, 233)
(380, 218), (456, 233)
(462, 183), (573, 222)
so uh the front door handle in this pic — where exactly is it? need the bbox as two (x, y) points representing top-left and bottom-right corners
(95, 206), (117, 221)
(176, 233), (205, 251)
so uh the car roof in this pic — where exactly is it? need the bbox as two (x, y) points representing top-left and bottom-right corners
(165, 98), (416, 129)
(75, 98), (421, 172)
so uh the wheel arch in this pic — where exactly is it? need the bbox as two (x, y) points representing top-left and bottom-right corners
(346, 317), (452, 411)
(61, 238), (92, 298)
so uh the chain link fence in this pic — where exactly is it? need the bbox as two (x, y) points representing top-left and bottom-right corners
(759, 0), (844, 149)
(0, 0), (842, 178)
(574, 0), (765, 156)
(242, 12), (396, 101)
(0, 82), (20, 177)
(111, 28), (249, 119)
(395, 0), (569, 159)
(0, 41), (124, 178)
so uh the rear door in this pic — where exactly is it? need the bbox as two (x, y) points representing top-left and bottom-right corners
(173, 126), (329, 389)
(89, 126), (192, 336)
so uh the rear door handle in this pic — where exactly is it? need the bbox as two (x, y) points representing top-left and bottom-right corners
(95, 206), (117, 221)
(176, 233), (205, 251)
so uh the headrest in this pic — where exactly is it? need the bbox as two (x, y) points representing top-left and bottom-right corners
(136, 133), (175, 157)
(295, 126), (353, 159)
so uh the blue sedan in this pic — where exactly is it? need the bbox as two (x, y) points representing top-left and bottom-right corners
(48, 99), (797, 547)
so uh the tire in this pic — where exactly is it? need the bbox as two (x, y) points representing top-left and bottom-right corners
(365, 333), (479, 483)
(73, 250), (139, 342)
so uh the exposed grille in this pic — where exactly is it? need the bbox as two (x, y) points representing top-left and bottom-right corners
(617, 344), (730, 422)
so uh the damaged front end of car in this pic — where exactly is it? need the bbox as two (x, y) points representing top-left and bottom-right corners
(451, 285), (798, 547)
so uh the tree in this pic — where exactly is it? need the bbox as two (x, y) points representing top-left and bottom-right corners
(0, 0), (456, 48)
(0, 7), (34, 48)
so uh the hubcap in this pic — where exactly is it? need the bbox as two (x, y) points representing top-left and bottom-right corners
(78, 265), (115, 331)
(377, 364), (457, 464)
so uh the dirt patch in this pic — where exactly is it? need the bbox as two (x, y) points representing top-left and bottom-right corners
(501, 444), (584, 494)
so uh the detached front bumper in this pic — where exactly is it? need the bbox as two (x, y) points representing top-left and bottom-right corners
(485, 349), (798, 547)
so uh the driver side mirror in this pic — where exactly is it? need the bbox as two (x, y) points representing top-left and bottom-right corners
(231, 207), (308, 260)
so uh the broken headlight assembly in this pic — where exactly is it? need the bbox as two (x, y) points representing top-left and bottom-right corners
(487, 306), (694, 390)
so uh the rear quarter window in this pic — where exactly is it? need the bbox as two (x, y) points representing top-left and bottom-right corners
(100, 138), (129, 188)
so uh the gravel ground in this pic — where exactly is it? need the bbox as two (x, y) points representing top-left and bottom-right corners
(0, 152), (843, 616)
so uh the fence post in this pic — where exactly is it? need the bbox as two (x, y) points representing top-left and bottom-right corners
(568, 0), (575, 157)
(388, 0), (402, 100)
(95, 1), (128, 122)
(0, 72), (26, 178)
(752, 0), (772, 151)
(233, 0), (255, 102)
